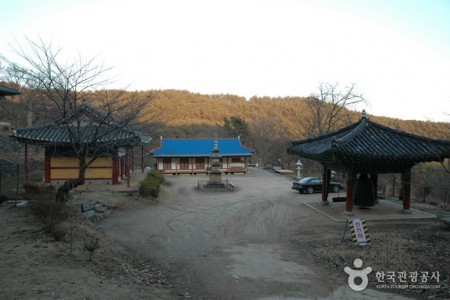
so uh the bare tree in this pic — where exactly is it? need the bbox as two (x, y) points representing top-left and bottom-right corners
(249, 118), (291, 167)
(304, 82), (366, 137)
(3, 38), (152, 202)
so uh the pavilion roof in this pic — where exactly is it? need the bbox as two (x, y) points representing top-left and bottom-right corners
(0, 85), (20, 97)
(9, 103), (151, 146)
(288, 116), (450, 173)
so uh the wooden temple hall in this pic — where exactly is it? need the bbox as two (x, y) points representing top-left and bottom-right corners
(150, 137), (254, 175)
(288, 111), (450, 215)
(9, 103), (151, 185)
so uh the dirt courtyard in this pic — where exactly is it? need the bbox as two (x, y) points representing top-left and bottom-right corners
(1, 168), (448, 299)
(100, 168), (448, 299)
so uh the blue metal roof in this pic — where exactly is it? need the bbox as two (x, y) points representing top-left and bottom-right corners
(150, 138), (254, 157)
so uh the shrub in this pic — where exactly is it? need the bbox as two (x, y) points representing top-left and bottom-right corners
(139, 170), (164, 198)
(50, 226), (67, 241)
(84, 236), (100, 261)
(30, 199), (71, 233)
(23, 182), (55, 200)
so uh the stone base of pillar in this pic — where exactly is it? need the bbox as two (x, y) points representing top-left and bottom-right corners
(321, 201), (329, 206)
(343, 211), (354, 216)
(401, 209), (412, 214)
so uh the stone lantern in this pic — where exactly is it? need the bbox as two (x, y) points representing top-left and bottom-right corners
(295, 159), (303, 179)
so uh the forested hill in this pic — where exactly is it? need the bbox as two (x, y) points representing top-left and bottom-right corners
(136, 89), (449, 140)
(1, 88), (449, 141)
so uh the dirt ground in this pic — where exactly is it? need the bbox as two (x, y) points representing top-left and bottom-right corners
(1, 168), (449, 299)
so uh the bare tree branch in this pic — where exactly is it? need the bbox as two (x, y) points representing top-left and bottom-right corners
(3, 38), (152, 202)
(305, 82), (366, 137)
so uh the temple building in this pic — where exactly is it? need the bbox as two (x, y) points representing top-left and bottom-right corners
(10, 103), (151, 185)
(150, 137), (254, 175)
(288, 111), (450, 215)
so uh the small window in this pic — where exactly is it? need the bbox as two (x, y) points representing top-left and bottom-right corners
(231, 157), (241, 163)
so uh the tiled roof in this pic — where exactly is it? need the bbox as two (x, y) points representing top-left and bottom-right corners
(150, 138), (254, 157)
(0, 85), (20, 97)
(11, 125), (150, 146)
(9, 104), (151, 146)
(288, 117), (450, 172)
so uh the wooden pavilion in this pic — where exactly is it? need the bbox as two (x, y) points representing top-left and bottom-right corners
(9, 103), (151, 186)
(288, 111), (450, 215)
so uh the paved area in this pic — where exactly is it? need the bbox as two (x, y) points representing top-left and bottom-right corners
(305, 198), (437, 222)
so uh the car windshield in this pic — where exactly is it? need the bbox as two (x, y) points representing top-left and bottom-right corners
(299, 177), (312, 184)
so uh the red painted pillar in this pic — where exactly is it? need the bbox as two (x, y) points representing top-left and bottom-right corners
(44, 154), (51, 183)
(120, 157), (125, 180)
(401, 169), (412, 214)
(321, 168), (328, 205)
(326, 169), (331, 197)
(371, 173), (378, 202)
(345, 173), (354, 215)
(24, 143), (28, 181)
(112, 155), (119, 184)
(126, 147), (131, 188)
(131, 148), (134, 173)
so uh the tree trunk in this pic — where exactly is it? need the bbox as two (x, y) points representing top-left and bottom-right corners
(55, 160), (87, 202)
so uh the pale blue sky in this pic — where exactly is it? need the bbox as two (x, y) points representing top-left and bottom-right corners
(1, 0), (449, 122)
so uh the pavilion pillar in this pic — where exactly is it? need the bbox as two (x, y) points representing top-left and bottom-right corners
(370, 173), (379, 203)
(321, 166), (330, 205)
(401, 169), (412, 214)
(112, 154), (119, 185)
(131, 148), (134, 173)
(326, 169), (331, 194)
(344, 172), (355, 215)
(126, 147), (131, 188)
(44, 152), (51, 184)
(24, 143), (28, 181)
(120, 157), (125, 180)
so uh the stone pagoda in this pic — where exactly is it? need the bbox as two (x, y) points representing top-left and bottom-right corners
(207, 139), (224, 187)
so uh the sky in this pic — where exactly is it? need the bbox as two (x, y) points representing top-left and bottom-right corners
(1, 0), (449, 122)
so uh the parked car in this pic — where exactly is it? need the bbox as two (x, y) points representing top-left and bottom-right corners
(292, 177), (344, 194)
